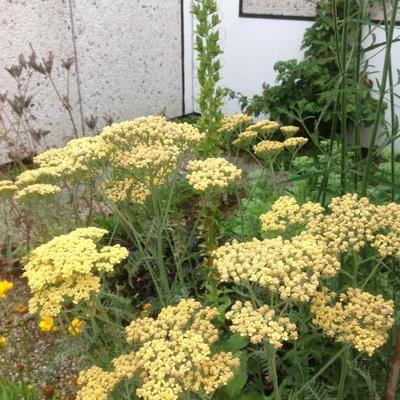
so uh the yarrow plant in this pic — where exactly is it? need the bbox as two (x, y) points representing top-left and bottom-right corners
(76, 299), (239, 400)
(23, 227), (129, 316)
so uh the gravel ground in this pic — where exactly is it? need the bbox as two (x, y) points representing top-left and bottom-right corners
(0, 273), (84, 399)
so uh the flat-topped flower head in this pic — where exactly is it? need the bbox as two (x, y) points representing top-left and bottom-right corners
(77, 299), (239, 400)
(186, 158), (242, 192)
(311, 287), (394, 356)
(100, 116), (204, 152)
(246, 120), (280, 137)
(280, 125), (300, 138)
(232, 130), (258, 147)
(14, 184), (61, 202)
(24, 227), (129, 316)
(226, 301), (298, 348)
(33, 135), (111, 180)
(102, 178), (150, 205)
(283, 137), (308, 150)
(262, 194), (400, 257)
(254, 140), (285, 158)
(218, 114), (253, 134)
(260, 196), (323, 233)
(212, 233), (339, 302)
(15, 167), (61, 188)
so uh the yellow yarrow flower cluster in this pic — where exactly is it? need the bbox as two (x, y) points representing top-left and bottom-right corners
(100, 116), (203, 151)
(253, 140), (285, 157)
(283, 137), (308, 150)
(226, 301), (298, 348)
(261, 194), (400, 258)
(24, 227), (129, 316)
(232, 130), (258, 147)
(245, 120), (280, 136)
(15, 167), (61, 188)
(218, 114), (253, 134)
(311, 288), (394, 356)
(0, 280), (13, 298)
(102, 178), (150, 205)
(260, 196), (324, 232)
(0, 336), (7, 348)
(14, 183), (61, 202)
(212, 234), (339, 302)
(280, 125), (300, 138)
(33, 135), (111, 181)
(0, 180), (17, 198)
(99, 116), (204, 199)
(186, 158), (242, 192)
(77, 299), (239, 400)
(372, 202), (400, 258)
(233, 120), (280, 147)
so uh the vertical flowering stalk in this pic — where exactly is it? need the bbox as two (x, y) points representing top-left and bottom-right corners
(192, 0), (225, 156)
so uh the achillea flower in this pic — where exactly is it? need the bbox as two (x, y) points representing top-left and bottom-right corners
(24, 227), (129, 316)
(372, 202), (400, 258)
(0, 336), (7, 347)
(212, 234), (339, 302)
(34, 135), (111, 179)
(311, 287), (394, 356)
(262, 194), (400, 257)
(39, 316), (58, 333)
(260, 196), (323, 233)
(77, 299), (239, 400)
(68, 319), (85, 336)
(226, 301), (298, 348)
(232, 130), (258, 147)
(14, 183), (61, 201)
(283, 137), (308, 150)
(306, 193), (378, 253)
(0, 180), (17, 198)
(186, 158), (242, 192)
(245, 120), (280, 137)
(15, 167), (61, 188)
(100, 116), (204, 152)
(218, 114), (253, 134)
(0, 280), (13, 298)
(102, 178), (150, 205)
(280, 125), (300, 138)
(253, 140), (285, 157)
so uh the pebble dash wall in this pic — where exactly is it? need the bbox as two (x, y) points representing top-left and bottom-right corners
(0, 0), (184, 163)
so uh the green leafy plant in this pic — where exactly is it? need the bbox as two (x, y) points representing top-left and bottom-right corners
(238, 0), (380, 134)
(192, 0), (225, 156)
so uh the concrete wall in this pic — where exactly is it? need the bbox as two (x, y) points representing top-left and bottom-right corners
(0, 0), (183, 163)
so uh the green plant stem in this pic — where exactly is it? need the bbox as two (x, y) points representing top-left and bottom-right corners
(266, 345), (281, 400)
(337, 346), (350, 400)
(361, 0), (399, 194)
(382, 0), (398, 201)
(294, 344), (350, 398)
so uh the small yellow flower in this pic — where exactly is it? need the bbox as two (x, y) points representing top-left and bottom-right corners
(68, 319), (85, 336)
(0, 280), (13, 298)
(0, 336), (7, 347)
(39, 316), (58, 333)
